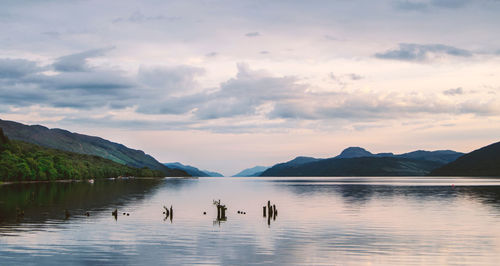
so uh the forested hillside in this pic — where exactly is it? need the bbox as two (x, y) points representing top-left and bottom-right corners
(0, 128), (167, 182)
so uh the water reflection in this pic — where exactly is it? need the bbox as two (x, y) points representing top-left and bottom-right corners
(283, 183), (500, 210)
(0, 178), (192, 226)
(1, 177), (500, 265)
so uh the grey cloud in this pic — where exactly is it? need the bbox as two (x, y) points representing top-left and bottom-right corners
(431, 0), (470, 8)
(205, 52), (218, 57)
(41, 31), (60, 38)
(53, 47), (114, 72)
(269, 89), (499, 121)
(192, 64), (303, 119)
(330, 73), (363, 81)
(395, 1), (429, 11)
(0, 51), (135, 110)
(394, 0), (470, 11)
(245, 32), (260, 37)
(0, 58), (42, 79)
(59, 115), (196, 131)
(260, 51), (270, 54)
(137, 65), (204, 94)
(324, 35), (342, 41)
(140, 63), (305, 120)
(459, 100), (498, 115)
(347, 73), (363, 80)
(2, 53), (498, 131)
(112, 11), (180, 23)
(329, 72), (363, 89)
(375, 43), (473, 61)
(443, 87), (464, 95)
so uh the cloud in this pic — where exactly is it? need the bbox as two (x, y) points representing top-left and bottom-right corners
(394, 0), (470, 11)
(53, 47), (114, 72)
(269, 89), (499, 121)
(205, 52), (218, 57)
(329, 72), (364, 89)
(137, 65), (204, 94)
(431, 0), (470, 9)
(395, 1), (429, 11)
(443, 87), (464, 95)
(1, 52), (498, 133)
(170, 63), (305, 120)
(135, 64), (498, 123)
(0, 58), (42, 79)
(375, 43), (473, 61)
(245, 32), (260, 37)
(41, 31), (60, 38)
(0, 50), (135, 110)
(112, 11), (180, 23)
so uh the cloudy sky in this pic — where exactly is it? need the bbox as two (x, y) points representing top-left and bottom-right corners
(1, 0), (500, 175)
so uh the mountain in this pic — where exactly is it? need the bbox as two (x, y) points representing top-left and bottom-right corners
(0, 119), (188, 176)
(397, 150), (463, 164)
(202, 170), (224, 177)
(430, 141), (500, 176)
(260, 157), (442, 176)
(164, 162), (223, 177)
(336, 147), (373, 158)
(334, 146), (463, 164)
(285, 156), (321, 166)
(233, 166), (269, 177)
(259, 147), (463, 177)
(0, 129), (167, 181)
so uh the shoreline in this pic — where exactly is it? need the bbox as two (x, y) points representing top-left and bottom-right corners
(0, 176), (195, 186)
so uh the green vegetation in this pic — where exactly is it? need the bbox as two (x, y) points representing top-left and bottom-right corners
(0, 128), (165, 182)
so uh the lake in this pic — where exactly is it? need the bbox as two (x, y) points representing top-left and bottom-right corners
(1, 176), (500, 265)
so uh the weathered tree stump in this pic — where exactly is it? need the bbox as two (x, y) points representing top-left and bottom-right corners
(214, 200), (228, 222)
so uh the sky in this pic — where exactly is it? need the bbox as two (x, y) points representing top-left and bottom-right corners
(1, 0), (499, 175)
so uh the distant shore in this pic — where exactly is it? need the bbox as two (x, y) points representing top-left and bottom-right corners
(0, 176), (196, 186)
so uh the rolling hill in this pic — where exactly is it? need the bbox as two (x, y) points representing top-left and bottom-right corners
(0, 128), (169, 181)
(0, 119), (188, 176)
(163, 162), (223, 177)
(233, 166), (269, 177)
(260, 147), (463, 177)
(430, 141), (500, 176)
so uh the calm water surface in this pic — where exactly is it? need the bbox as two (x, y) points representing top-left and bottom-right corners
(1, 177), (500, 265)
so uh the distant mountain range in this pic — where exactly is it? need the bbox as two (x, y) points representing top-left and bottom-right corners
(202, 170), (224, 177)
(431, 141), (500, 176)
(0, 119), (188, 176)
(163, 162), (223, 177)
(233, 166), (269, 177)
(260, 147), (465, 177)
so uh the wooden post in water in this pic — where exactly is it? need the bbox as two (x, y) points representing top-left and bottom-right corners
(221, 205), (226, 219)
(263, 206), (266, 217)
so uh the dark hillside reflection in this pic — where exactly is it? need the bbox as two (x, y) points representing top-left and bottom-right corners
(283, 183), (500, 209)
(0, 178), (170, 225)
